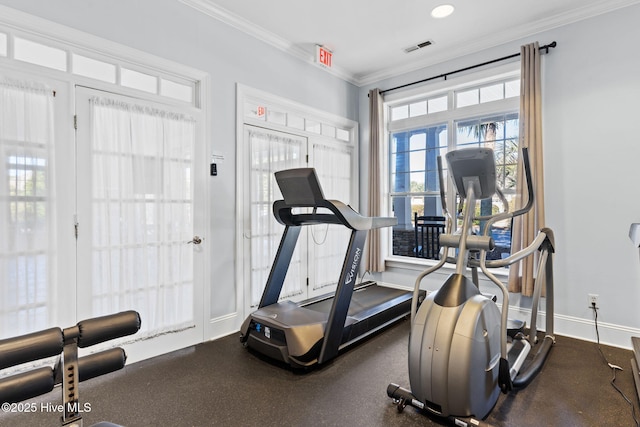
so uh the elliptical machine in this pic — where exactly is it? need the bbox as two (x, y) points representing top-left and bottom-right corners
(387, 147), (556, 426)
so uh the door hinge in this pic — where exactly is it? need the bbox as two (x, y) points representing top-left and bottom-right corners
(306, 277), (309, 287)
(74, 215), (79, 239)
(73, 115), (78, 130)
(305, 154), (309, 164)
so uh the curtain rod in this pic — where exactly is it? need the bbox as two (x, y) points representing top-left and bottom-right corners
(377, 41), (557, 96)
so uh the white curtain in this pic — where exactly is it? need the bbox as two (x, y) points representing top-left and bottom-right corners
(248, 128), (304, 306)
(89, 97), (195, 337)
(0, 78), (56, 338)
(311, 143), (352, 290)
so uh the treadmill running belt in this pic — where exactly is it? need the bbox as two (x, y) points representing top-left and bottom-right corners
(304, 285), (411, 317)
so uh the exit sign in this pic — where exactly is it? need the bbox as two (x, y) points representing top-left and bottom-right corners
(316, 45), (333, 68)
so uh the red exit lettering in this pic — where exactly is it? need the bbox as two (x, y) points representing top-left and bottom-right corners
(316, 46), (333, 68)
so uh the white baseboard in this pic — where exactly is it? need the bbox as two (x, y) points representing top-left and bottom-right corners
(504, 307), (639, 350)
(549, 312), (638, 350)
(375, 281), (639, 350)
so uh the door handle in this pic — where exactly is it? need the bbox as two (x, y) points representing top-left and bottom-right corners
(187, 236), (202, 245)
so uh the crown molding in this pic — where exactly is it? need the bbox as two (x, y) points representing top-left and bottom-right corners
(179, 0), (357, 85)
(356, 0), (640, 86)
(182, 0), (640, 87)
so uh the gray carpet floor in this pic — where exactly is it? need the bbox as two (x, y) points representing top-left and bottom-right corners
(1, 319), (638, 427)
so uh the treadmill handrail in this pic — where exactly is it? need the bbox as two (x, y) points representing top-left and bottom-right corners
(273, 199), (397, 231)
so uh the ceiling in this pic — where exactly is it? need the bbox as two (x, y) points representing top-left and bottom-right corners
(181, 0), (640, 86)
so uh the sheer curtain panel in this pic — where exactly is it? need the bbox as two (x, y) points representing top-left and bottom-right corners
(0, 78), (56, 338)
(248, 127), (304, 306)
(88, 97), (196, 338)
(311, 143), (352, 291)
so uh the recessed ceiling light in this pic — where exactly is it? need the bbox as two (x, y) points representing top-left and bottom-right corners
(431, 4), (455, 19)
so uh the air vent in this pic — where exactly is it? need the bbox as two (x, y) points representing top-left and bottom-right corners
(404, 40), (433, 53)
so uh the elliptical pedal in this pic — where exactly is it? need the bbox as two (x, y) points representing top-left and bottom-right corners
(507, 318), (526, 339)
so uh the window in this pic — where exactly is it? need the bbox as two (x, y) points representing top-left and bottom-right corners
(456, 114), (519, 191)
(72, 53), (116, 83)
(2, 28), (199, 108)
(121, 67), (157, 93)
(14, 37), (67, 71)
(390, 94), (448, 120)
(390, 125), (447, 239)
(387, 74), (519, 262)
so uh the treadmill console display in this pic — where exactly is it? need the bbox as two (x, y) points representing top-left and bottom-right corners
(274, 168), (325, 206)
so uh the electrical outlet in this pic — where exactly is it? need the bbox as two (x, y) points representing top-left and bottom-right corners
(588, 293), (599, 308)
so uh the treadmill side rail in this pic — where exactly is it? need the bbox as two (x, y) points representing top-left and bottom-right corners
(318, 229), (367, 364)
(258, 225), (301, 308)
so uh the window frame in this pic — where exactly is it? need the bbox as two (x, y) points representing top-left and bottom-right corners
(383, 63), (520, 266)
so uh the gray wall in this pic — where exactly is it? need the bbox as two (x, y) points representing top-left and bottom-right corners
(359, 4), (640, 347)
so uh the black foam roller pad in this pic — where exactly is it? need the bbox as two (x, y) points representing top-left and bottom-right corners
(0, 367), (54, 403)
(0, 328), (63, 370)
(78, 347), (127, 382)
(76, 311), (141, 348)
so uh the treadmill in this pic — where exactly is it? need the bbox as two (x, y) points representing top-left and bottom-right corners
(240, 168), (417, 368)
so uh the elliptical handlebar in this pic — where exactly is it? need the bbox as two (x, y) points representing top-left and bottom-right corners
(508, 147), (534, 218)
(437, 156), (454, 233)
(480, 146), (534, 222)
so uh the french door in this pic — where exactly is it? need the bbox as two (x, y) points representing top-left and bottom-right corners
(242, 125), (354, 315)
(75, 87), (205, 360)
(1, 78), (206, 361)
